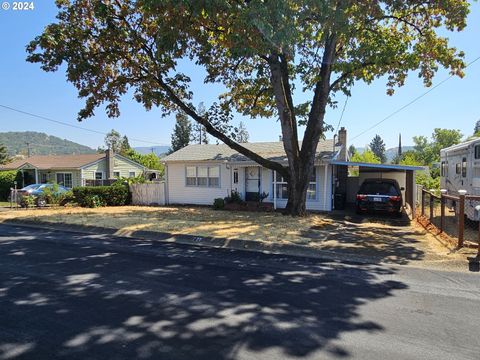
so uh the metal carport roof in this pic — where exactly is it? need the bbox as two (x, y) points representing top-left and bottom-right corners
(330, 161), (425, 172)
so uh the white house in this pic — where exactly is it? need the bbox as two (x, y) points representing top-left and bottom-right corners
(162, 129), (347, 211)
(162, 127), (423, 214)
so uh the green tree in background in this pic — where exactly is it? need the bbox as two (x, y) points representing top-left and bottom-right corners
(191, 103), (209, 145)
(235, 122), (250, 143)
(120, 136), (131, 155)
(104, 129), (122, 153)
(369, 135), (386, 163)
(474, 119), (480, 136)
(170, 112), (192, 153)
(123, 148), (164, 175)
(348, 145), (357, 159)
(413, 128), (462, 165)
(351, 148), (381, 164)
(399, 151), (422, 166)
(27, 0), (471, 215)
(0, 143), (9, 165)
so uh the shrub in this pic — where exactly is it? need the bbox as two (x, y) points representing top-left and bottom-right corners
(73, 184), (130, 207)
(0, 170), (20, 200)
(83, 195), (105, 208)
(20, 195), (35, 208)
(213, 198), (225, 210)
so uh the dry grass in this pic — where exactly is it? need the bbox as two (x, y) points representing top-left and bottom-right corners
(0, 205), (465, 265)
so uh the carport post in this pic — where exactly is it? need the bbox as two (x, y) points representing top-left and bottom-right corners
(440, 189), (447, 233)
(429, 191), (434, 223)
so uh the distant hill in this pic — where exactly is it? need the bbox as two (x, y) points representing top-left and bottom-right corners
(134, 146), (170, 157)
(0, 132), (95, 156)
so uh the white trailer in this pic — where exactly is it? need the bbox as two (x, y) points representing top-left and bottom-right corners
(440, 138), (480, 220)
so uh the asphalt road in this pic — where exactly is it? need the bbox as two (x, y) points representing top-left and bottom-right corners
(0, 224), (479, 360)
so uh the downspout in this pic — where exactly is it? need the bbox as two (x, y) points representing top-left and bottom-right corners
(273, 170), (277, 210)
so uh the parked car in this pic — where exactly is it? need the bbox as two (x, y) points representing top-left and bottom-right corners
(16, 184), (70, 207)
(356, 179), (403, 217)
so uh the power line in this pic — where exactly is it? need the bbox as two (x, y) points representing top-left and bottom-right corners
(350, 55), (480, 142)
(335, 93), (350, 134)
(0, 104), (168, 146)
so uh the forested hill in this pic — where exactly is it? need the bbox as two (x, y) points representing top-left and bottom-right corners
(0, 132), (95, 156)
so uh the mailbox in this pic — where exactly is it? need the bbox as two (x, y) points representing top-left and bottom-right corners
(474, 205), (480, 221)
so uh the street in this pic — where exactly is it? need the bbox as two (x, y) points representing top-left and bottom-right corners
(0, 224), (478, 360)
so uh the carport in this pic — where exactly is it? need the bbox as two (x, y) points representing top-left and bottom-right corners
(331, 161), (425, 217)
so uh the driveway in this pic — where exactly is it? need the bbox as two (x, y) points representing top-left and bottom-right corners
(0, 224), (479, 360)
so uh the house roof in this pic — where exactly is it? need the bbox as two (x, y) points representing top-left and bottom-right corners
(162, 139), (338, 163)
(0, 153), (105, 170)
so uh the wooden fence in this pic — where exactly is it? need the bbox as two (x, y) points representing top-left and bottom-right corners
(130, 183), (166, 206)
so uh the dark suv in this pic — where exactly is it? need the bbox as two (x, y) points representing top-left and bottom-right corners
(356, 179), (403, 216)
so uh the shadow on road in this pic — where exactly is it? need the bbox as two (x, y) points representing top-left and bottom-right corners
(0, 226), (408, 359)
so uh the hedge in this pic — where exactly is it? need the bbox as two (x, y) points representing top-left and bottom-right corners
(0, 170), (21, 201)
(73, 184), (130, 207)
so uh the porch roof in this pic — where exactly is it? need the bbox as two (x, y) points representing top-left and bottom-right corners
(163, 139), (339, 163)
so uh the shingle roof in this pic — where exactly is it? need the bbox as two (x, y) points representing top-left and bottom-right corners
(162, 139), (338, 163)
(0, 153), (105, 170)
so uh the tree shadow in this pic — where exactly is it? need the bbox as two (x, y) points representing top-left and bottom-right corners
(0, 225), (407, 359)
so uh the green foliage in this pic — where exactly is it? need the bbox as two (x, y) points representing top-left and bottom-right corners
(412, 128), (463, 165)
(234, 122), (250, 143)
(0, 132), (94, 156)
(259, 191), (269, 203)
(399, 151), (422, 166)
(351, 149), (381, 164)
(416, 173), (440, 192)
(83, 195), (105, 208)
(20, 195), (35, 208)
(40, 183), (61, 205)
(73, 185), (130, 207)
(104, 129), (122, 153)
(369, 135), (386, 163)
(226, 190), (243, 205)
(0, 170), (19, 200)
(191, 103), (209, 145)
(171, 112), (192, 153)
(0, 143), (9, 164)
(213, 198), (225, 210)
(348, 145), (357, 159)
(122, 148), (164, 174)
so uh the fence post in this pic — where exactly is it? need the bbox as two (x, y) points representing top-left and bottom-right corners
(429, 190), (434, 223)
(421, 188), (425, 217)
(440, 189), (447, 233)
(458, 190), (466, 248)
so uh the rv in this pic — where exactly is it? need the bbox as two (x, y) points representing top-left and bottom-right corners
(440, 138), (480, 220)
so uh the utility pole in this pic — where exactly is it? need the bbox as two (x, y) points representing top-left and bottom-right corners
(26, 142), (31, 158)
(398, 134), (402, 158)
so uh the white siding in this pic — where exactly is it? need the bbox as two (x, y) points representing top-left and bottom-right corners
(267, 165), (332, 211)
(166, 162), (231, 205)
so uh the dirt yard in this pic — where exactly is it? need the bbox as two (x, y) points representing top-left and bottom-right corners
(0, 205), (474, 267)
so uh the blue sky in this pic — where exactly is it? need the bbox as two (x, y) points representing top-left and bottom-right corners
(0, 1), (478, 151)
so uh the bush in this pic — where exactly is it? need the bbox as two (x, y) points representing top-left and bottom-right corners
(73, 184), (130, 207)
(0, 170), (20, 200)
(213, 198), (225, 210)
(20, 195), (35, 208)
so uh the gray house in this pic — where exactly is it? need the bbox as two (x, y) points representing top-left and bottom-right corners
(0, 150), (146, 188)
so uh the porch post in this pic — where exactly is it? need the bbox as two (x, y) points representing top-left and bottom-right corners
(324, 164), (328, 210)
(35, 169), (38, 184)
(273, 170), (277, 210)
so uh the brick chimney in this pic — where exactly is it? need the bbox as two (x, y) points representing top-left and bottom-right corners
(337, 127), (347, 161)
(106, 148), (114, 179)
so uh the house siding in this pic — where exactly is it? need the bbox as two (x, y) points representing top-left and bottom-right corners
(166, 162), (333, 211)
(37, 169), (82, 188)
(82, 156), (145, 180)
(166, 162), (231, 205)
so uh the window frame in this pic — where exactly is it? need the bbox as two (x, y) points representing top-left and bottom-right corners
(475, 145), (480, 159)
(113, 171), (121, 178)
(129, 171), (136, 178)
(95, 171), (104, 180)
(272, 170), (317, 201)
(56, 172), (73, 188)
(233, 169), (239, 184)
(40, 173), (48, 184)
(462, 157), (467, 178)
(185, 165), (221, 188)
(456, 163), (461, 175)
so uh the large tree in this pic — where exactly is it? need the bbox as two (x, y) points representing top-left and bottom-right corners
(235, 121), (250, 143)
(191, 102), (209, 144)
(27, 0), (469, 215)
(369, 135), (387, 163)
(104, 129), (122, 153)
(170, 112), (192, 152)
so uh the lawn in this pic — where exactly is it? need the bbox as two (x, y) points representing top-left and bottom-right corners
(0, 205), (460, 266)
(0, 201), (12, 207)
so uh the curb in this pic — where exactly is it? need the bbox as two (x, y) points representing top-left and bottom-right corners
(2, 218), (386, 265)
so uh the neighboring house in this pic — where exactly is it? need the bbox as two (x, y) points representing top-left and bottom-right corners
(0, 150), (146, 188)
(162, 128), (423, 213)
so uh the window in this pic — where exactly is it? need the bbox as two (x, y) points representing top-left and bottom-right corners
(56, 173), (72, 188)
(185, 166), (220, 187)
(233, 169), (239, 184)
(208, 166), (220, 187)
(95, 172), (104, 180)
(273, 170), (316, 200)
(129, 171), (136, 178)
(186, 166), (197, 186)
(456, 163), (461, 175)
(441, 162), (445, 177)
(40, 173), (48, 184)
(307, 171), (317, 200)
(113, 171), (120, 178)
(462, 157), (467, 178)
(475, 145), (480, 159)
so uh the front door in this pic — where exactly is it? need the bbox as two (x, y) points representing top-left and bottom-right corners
(245, 167), (260, 201)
